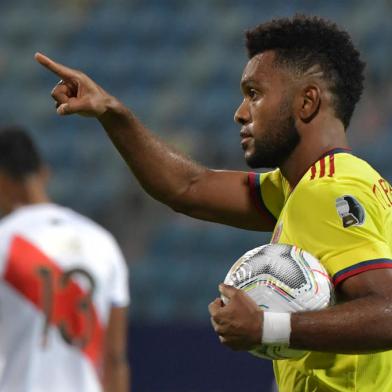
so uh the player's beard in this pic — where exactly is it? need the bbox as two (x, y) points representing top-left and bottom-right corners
(245, 101), (300, 169)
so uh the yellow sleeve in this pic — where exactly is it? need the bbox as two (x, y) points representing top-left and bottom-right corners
(248, 169), (285, 222)
(286, 178), (392, 286)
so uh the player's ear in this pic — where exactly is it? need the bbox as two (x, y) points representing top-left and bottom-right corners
(298, 84), (321, 123)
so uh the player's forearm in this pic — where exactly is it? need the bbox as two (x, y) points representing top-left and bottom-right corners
(290, 294), (392, 353)
(102, 360), (130, 392)
(98, 99), (207, 209)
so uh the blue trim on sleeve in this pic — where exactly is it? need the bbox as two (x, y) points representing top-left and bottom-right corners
(248, 172), (277, 225)
(332, 258), (392, 285)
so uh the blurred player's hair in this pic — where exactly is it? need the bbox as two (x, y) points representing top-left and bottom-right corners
(0, 126), (42, 180)
(246, 14), (365, 129)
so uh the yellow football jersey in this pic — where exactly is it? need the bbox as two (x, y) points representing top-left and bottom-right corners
(249, 149), (392, 391)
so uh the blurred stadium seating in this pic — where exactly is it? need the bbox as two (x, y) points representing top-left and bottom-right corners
(1, 0), (391, 324)
(0, 1), (391, 389)
(0, 0), (392, 392)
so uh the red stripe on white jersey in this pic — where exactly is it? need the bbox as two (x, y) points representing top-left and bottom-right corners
(4, 235), (104, 372)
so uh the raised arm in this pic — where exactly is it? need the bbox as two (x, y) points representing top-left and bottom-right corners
(35, 53), (274, 231)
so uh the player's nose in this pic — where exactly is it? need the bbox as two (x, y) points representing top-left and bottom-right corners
(234, 99), (250, 125)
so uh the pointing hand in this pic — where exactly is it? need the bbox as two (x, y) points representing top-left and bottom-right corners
(35, 52), (115, 117)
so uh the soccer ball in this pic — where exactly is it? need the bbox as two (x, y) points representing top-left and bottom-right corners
(223, 243), (333, 360)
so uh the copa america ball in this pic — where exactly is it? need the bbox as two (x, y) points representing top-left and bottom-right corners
(223, 243), (333, 360)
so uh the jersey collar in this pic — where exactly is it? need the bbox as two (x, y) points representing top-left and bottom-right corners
(319, 147), (352, 159)
(284, 147), (353, 194)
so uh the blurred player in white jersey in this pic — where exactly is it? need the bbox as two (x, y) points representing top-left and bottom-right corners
(0, 127), (131, 392)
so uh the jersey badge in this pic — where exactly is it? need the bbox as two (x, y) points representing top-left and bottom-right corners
(335, 195), (365, 228)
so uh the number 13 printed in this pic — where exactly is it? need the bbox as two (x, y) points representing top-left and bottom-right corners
(36, 266), (96, 349)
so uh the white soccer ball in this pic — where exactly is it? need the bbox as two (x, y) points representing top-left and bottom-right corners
(223, 243), (333, 360)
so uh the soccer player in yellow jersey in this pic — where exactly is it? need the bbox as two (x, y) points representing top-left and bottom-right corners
(248, 150), (392, 391)
(35, 14), (392, 392)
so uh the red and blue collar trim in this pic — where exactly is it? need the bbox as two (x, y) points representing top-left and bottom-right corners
(332, 258), (392, 286)
(248, 172), (277, 225)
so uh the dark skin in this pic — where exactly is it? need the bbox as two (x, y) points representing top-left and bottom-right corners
(35, 51), (392, 354)
(34, 52), (272, 232)
(102, 307), (131, 392)
(0, 168), (51, 214)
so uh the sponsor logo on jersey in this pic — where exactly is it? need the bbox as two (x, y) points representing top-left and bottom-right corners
(335, 195), (365, 227)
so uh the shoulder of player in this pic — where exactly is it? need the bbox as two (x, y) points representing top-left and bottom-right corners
(250, 168), (282, 189)
(290, 154), (387, 209)
(56, 208), (125, 266)
(0, 212), (29, 255)
(0, 209), (25, 235)
(302, 152), (379, 187)
(0, 205), (114, 248)
(62, 207), (118, 244)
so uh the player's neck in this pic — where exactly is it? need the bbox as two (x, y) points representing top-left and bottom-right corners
(10, 190), (51, 212)
(280, 121), (349, 188)
(4, 177), (51, 214)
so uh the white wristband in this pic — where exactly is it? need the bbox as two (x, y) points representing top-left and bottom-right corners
(262, 312), (291, 344)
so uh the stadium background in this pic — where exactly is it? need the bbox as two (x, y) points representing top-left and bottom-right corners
(1, 0), (391, 391)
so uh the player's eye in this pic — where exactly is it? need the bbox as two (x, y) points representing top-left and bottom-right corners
(248, 88), (258, 100)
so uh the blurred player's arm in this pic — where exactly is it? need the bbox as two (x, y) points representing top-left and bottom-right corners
(34, 53), (274, 232)
(102, 306), (130, 392)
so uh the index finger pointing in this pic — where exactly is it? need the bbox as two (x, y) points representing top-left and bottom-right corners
(34, 52), (77, 81)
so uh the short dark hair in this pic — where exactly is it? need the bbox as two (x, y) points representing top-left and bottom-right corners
(246, 15), (365, 129)
(0, 126), (43, 180)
